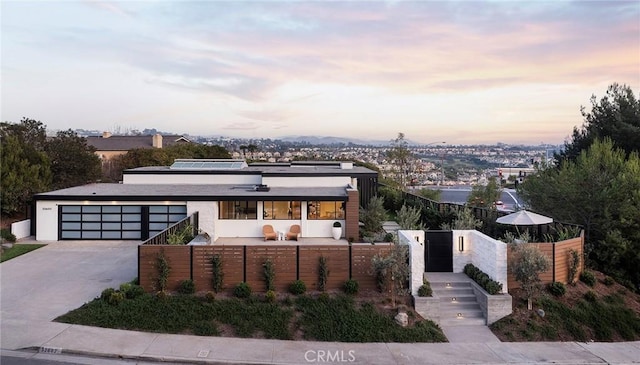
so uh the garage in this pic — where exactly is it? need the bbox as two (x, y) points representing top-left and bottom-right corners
(59, 205), (186, 240)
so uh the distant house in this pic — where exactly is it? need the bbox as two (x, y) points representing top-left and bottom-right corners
(86, 132), (191, 161)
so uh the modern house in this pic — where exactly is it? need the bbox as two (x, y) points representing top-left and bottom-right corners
(32, 160), (378, 242)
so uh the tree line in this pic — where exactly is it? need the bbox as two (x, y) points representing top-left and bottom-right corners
(0, 118), (230, 219)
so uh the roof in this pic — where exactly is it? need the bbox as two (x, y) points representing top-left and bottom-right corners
(125, 162), (378, 177)
(86, 135), (190, 151)
(34, 183), (349, 201)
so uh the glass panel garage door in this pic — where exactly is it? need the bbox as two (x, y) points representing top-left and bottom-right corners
(60, 205), (142, 240)
(59, 205), (188, 240)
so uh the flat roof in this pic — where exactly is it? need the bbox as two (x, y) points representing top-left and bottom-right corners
(34, 184), (349, 201)
(124, 161), (377, 177)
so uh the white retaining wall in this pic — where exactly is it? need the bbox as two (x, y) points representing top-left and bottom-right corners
(398, 230), (425, 296)
(10, 219), (31, 239)
(468, 230), (508, 293)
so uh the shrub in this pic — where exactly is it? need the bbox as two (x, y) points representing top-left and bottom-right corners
(0, 228), (16, 243)
(318, 292), (330, 302)
(233, 282), (252, 298)
(463, 263), (503, 295)
(156, 251), (171, 292)
(383, 232), (394, 242)
(156, 290), (168, 300)
(100, 288), (116, 301)
(318, 256), (329, 292)
(192, 320), (219, 336)
(567, 249), (581, 284)
(580, 271), (597, 287)
(263, 259), (276, 291)
(120, 283), (145, 299)
(178, 279), (196, 294)
(211, 254), (224, 293)
(603, 276), (615, 286)
(107, 291), (125, 305)
(417, 283), (432, 297)
(584, 290), (598, 302)
(547, 282), (566, 297)
(289, 280), (306, 295)
(265, 290), (276, 303)
(205, 291), (216, 303)
(343, 279), (359, 295)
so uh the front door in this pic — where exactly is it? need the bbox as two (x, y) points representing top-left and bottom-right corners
(425, 230), (453, 272)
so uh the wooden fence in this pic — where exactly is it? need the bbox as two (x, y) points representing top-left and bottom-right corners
(139, 244), (393, 293)
(507, 233), (585, 290)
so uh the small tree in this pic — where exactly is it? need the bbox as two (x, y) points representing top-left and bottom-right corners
(440, 207), (482, 230)
(370, 242), (410, 307)
(396, 204), (424, 230)
(359, 196), (388, 238)
(509, 243), (551, 310)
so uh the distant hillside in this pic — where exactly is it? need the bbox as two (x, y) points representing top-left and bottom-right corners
(278, 135), (417, 146)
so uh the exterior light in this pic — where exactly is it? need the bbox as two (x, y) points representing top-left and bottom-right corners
(452, 297), (457, 302)
(457, 313), (463, 318)
(446, 283), (451, 288)
(458, 236), (464, 252)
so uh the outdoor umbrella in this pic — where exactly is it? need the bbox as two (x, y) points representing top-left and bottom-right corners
(496, 210), (553, 225)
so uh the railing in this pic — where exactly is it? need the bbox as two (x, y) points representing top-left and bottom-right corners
(142, 212), (199, 245)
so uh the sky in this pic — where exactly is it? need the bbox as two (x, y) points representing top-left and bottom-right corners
(2, 1), (639, 145)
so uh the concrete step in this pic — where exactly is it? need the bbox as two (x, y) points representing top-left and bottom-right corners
(437, 294), (477, 303)
(440, 316), (487, 326)
(432, 288), (474, 296)
(429, 281), (472, 289)
(439, 301), (481, 311)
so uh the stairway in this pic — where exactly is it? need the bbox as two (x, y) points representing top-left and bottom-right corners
(426, 273), (486, 326)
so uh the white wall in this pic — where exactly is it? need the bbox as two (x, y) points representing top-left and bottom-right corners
(35, 201), (59, 241)
(187, 201), (216, 239)
(469, 230), (509, 293)
(398, 230), (425, 296)
(11, 219), (31, 239)
(123, 174), (261, 185)
(262, 176), (350, 187)
(452, 230), (474, 273)
(304, 220), (344, 238)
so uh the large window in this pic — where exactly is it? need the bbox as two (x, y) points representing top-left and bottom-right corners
(263, 201), (301, 220)
(307, 201), (345, 220)
(219, 201), (257, 219)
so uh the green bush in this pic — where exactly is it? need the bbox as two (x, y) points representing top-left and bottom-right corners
(178, 279), (196, 294)
(342, 279), (359, 295)
(107, 291), (125, 305)
(0, 228), (16, 243)
(156, 290), (168, 300)
(289, 280), (306, 295)
(233, 282), (252, 298)
(417, 283), (432, 297)
(205, 291), (216, 303)
(547, 282), (566, 297)
(265, 290), (276, 303)
(463, 263), (503, 294)
(580, 271), (597, 287)
(120, 283), (145, 299)
(584, 290), (598, 302)
(192, 320), (219, 336)
(603, 276), (615, 286)
(100, 288), (116, 301)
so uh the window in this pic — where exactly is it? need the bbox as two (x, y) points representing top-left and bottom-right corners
(263, 201), (301, 220)
(219, 201), (257, 219)
(307, 201), (345, 220)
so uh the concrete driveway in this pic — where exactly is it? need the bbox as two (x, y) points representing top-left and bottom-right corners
(0, 240), (138, 349)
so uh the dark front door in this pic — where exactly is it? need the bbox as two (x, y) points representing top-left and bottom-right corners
(425, 230), (453, 272)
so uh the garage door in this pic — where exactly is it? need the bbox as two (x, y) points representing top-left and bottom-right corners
(59, 205), (187, 240)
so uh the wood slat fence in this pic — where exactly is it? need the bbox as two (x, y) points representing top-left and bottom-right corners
(139, 244), (393, 293)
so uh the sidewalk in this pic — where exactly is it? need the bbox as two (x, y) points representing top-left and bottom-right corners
(2, 319), (640, 364)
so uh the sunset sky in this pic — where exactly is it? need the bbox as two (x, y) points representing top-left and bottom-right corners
(2, 1), (639, 145)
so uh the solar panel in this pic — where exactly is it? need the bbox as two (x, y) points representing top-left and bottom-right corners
(170, 159), (247, 170)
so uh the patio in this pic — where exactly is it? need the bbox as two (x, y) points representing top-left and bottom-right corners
(212, 237), (351, 246)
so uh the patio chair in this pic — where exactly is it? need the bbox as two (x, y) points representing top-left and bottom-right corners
(286, 224), (301, 241)
(263, 224), (277, 241)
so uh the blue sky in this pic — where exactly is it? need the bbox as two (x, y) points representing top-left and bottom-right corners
(2, 1), (639, 144)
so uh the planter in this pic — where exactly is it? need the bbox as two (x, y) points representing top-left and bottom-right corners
(331, 223), (342, 240)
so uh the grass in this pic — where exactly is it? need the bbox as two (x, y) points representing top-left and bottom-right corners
(56, 291), (447, 342)
(0, 244), (46, 263)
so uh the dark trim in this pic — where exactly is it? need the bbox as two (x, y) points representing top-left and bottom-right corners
(34, 194), (348, 202)
(122, 170), (377, 178)
(30, 200), (36, 237)
(243, 246), (247, 282)
(141, 206), (150, 240)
